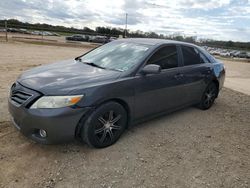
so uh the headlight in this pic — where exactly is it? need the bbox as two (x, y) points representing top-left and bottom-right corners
(30, 95), (83, 109)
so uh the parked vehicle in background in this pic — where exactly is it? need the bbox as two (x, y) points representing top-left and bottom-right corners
(7, 28), (19, 32)
(66, 34), (89, 42)
(219, 50), (230, 57)
(31, 30), (43, 35)
(108, 37), (117, 42)
(203, 46), (250, 59)
(91, 35), (108, 43)
(237, 51), (250, 59)
(210, 50), (220, 56)
(247, 52), (250, 59)
(232, 51), (241, 57)
(88, 35), (95, 42)
(30, 30), (58, 36)
(19, 28), (29, 34)
(8, 38), (225, 148)
(42, 31), (60, 36)
(89, 36), (116, 43)
(230, 50), (238, 57)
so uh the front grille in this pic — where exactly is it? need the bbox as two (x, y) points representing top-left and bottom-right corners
(11, 90), (33, 106)
(9, 82), (40, 107)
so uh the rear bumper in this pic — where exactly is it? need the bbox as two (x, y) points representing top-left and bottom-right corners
(8, 99), (92, 144)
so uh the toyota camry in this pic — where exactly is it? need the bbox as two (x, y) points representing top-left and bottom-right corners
(8, 38), (225, 148)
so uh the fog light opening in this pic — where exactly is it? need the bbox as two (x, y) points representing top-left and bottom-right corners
(39, 129), (47, 138)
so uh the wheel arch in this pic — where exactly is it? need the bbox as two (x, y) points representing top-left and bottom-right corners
(75, 98), (131, 139)
(211, 79), (219, 97)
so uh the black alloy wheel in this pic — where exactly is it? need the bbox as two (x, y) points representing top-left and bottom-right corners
(81, 102), (127, 148)
(199, 82), (218, 110)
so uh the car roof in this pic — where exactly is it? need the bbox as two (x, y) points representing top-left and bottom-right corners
(118, 38), (198, 47)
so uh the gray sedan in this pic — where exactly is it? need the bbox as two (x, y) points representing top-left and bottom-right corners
(8, 38), (225, 148)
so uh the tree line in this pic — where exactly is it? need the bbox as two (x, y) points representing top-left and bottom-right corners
(0, 19), (249, 50)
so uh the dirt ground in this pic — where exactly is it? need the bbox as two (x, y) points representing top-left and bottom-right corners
(0, 42), (249, 188)
(220, 58), (250, 95)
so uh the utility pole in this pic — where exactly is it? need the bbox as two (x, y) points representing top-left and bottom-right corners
(5, 20), (8, 42)
(124, 13), (128, 38)
(41, 31), (44, 42)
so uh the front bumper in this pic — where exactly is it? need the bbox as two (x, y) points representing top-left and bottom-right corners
(8, 98), (92, 144)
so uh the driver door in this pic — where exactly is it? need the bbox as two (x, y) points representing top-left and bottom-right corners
(134, 45), (187, 120)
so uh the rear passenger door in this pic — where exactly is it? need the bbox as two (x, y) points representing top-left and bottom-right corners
(179, 45), (213, 103)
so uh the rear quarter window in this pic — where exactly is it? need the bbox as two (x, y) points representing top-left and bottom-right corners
(182, 46), (210, 65)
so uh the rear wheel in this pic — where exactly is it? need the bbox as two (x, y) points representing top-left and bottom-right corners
(81, 102), (127, 148)
(199, 82), (218, 110)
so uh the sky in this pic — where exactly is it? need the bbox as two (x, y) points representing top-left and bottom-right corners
(0, 0), (250, 42)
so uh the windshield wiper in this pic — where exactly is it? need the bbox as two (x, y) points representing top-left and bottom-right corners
(76, 59), (123, 72)
(86, 62), (123, 72)
(84, 62), (106, 69)
(75, 56), (82, 61)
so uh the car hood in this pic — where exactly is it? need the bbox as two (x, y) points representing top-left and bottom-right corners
(17, 59), (121, 95)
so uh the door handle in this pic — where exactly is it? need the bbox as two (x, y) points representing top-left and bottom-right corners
(174, 73), (184, 80)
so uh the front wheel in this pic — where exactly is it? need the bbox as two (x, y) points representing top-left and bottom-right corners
(198, 82), (218, 110)
(81, 102), (127, 148)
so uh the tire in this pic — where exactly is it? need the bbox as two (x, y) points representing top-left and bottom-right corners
(198, 82), (218, 110)
(81, 102), (127, 148)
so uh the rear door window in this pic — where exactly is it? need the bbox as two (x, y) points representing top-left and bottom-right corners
(182, 46), (207, 66)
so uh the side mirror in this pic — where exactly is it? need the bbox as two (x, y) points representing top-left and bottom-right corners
(141, 64), (161, 75)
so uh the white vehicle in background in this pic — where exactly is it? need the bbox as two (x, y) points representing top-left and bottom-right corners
(211, 50), (221, 56)
(30, 30), (59, 36)
(219, 50), (230, 57)
(31, 30), (43, 35)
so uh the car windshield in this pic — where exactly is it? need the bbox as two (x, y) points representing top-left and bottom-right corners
(80, 41), (151, 72)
